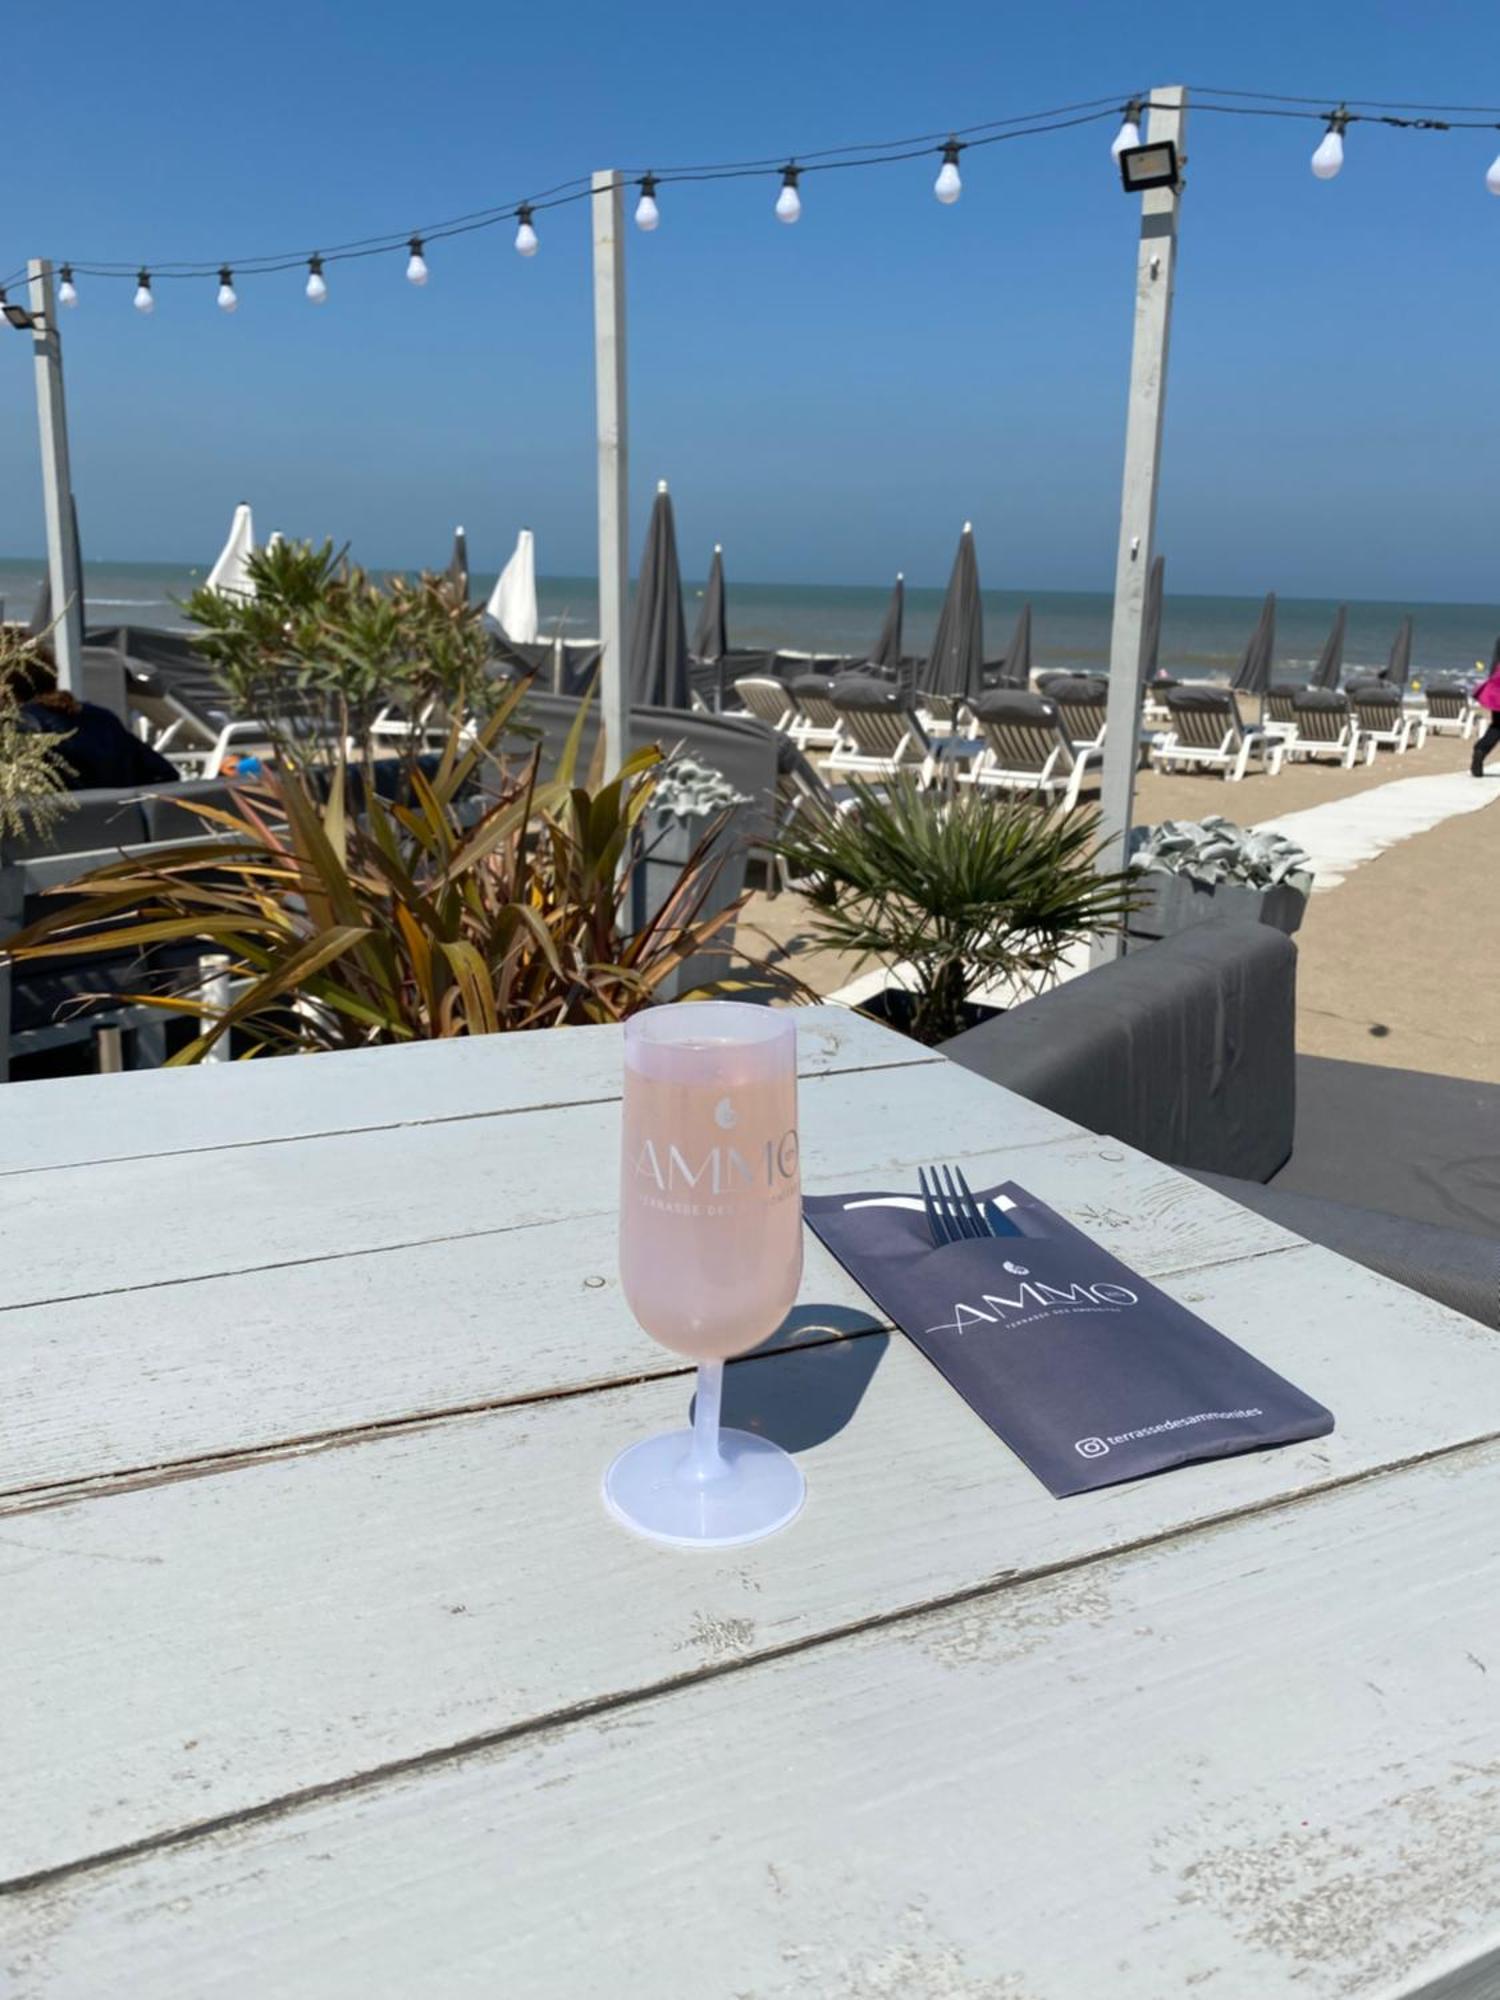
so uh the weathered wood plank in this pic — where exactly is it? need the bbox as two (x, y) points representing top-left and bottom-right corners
(10, 1436), (1500, 1998)
(0, 1005), (938, 1178)
(0, 1055), (1077, 1314)
(0, 1129), (1299, 1499)
(5, 1241), (1498, 1883)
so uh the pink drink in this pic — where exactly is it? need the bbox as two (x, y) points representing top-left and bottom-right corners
(620, 1004), (802, 1361)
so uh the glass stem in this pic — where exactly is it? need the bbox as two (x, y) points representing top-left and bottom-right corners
(689, 1360), (727, 1482)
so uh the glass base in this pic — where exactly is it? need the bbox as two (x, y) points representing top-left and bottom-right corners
(602, 1427), (806, 1549)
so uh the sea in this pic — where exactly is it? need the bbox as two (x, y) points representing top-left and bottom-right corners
(3, 558), (1496, 682)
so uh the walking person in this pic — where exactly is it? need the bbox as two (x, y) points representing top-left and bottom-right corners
(1472, 639), (1500, 777)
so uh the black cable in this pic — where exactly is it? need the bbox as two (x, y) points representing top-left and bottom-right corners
(1188, 83), (1500, 114)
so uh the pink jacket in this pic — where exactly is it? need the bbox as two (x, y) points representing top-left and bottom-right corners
(1477, 665), (1500, 713)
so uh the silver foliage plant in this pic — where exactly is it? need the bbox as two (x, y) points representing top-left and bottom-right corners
(1131, 815), (1312, 891)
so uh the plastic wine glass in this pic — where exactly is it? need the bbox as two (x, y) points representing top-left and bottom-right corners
(604, 1002), (806, 1548)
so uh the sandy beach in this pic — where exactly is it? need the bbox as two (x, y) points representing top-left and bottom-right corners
(745, 728), (1500, 1085)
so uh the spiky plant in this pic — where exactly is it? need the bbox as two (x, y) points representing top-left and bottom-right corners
(774, 778), (1139, 1045)
(0, 629), (74, 845)
(3, 682), (752, 1060)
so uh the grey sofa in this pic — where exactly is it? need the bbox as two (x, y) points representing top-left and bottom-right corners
(1, 780), (234, 1080)
(942, 923), (1500, 1328)
(943, 922), (1297, 1184)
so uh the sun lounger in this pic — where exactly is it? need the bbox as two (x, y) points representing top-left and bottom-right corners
(1422, 681), (1478, 740)
(1038, 673), (1109, 752)
(1262, 684), (1303, 739)
(732, 676), (796, 732)
(787, 675), (847, 752)
(1348, 681), (1426, 761)
(1152, 685), (1286, 781)
(825, 678), (935, 781)
(1282, 687), (1358, 768)
(962, 690), (1103, 809)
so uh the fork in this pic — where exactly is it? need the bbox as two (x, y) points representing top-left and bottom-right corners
(919, 1164), (1017, 1245)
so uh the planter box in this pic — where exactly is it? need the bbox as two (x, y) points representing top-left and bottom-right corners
(633, 804), (753, 1000)
(1127, 868), (1309, 944)
(858, 983), (1004, 1043)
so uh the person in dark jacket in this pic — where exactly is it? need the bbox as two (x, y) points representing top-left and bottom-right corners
(15, 646), (179, 789)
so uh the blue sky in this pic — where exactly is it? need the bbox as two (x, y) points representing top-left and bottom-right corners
(0, 0), (1495, 600)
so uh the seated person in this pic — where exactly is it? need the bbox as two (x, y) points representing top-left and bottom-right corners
(14, 644), (179, 789)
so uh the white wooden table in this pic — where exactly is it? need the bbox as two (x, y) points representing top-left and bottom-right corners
(4, 1008), (1500, 1998)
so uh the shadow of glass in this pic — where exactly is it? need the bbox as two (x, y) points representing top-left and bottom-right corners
(693, 1323), (891, 1455)
(751, 1299), (886, 1355)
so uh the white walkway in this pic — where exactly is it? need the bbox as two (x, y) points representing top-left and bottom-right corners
(1254, 771), (1500, 893)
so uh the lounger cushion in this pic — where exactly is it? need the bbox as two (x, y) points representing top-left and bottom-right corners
(830, 678), (912, 714)
(1039, 674), (1108, 704)
(970, 691), (1061, 729)
(1164, 686), (1237, 714)
(789, 675), (840, 702)
(1191, 1172), (1500, 1331)
(941, 920), (1297, 1182)
(1292, 688), (1349, 713)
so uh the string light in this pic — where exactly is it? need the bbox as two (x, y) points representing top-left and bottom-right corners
(1111, 99), (1144, 160)
(933, 138), (964, 204)
(21, 86), (1500, 319)
(1311, 106), (1350, 180)
(217, 266), (238, 313)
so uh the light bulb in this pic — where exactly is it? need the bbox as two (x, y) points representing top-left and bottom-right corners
(1111, 117), (1141, 161)
(775, 166), (802, 224)
(515, 205), (538, 256)
(58, 267), (77, 308)
(217, 267), (238, 313)
(1311, 115), (1346, 181)
(133, 271), (153, 314)
(635, 176), (659, 230)
(306, 257), (328, 304)
(934, 140), (963, 204)
(406, 238), (428, 285)
(1487, 152), (1500, 195)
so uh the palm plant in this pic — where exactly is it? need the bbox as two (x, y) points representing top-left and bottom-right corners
(774, 778), (1138, 1045)
(3, 683), (746, 1060)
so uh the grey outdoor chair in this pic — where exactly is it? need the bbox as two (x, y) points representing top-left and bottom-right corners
(825, 678), (935, 781)
(963, 691), (1103, 809)
(1283, 687), (1358, 768)
(1348, 680), (1426, 761)
(1422, 681), (1478, 740)
(769, 739), (858, 894)
(1153, 685), (1286, 781)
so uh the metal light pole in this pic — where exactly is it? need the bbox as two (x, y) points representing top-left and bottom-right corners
(26, 258), (85, 692)
(591, 170), (630, 777)
(1093, 85), (1187, 962)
